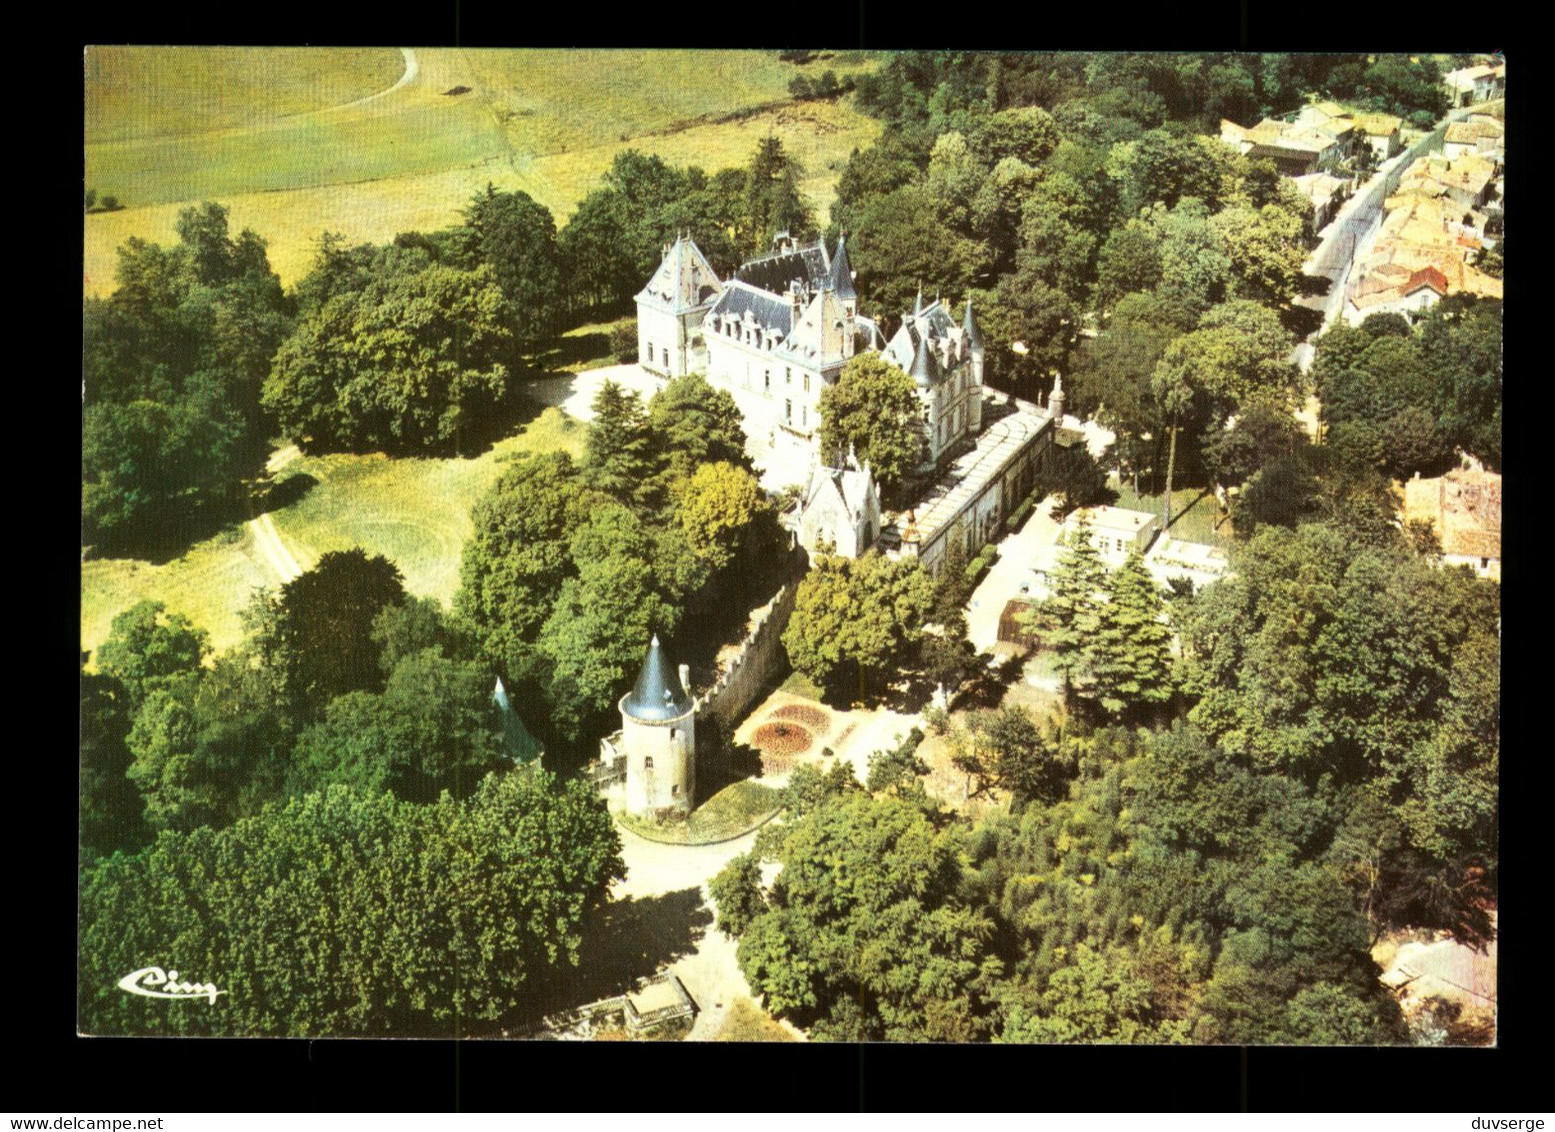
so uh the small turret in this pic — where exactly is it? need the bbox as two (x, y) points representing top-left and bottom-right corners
(622, 634), (693, 722)
(963, 297), (984, 354)
(964, 297), (985, 435)
(1049, 373), (1066, 422)
(908, 331), (942, 388)
(828, 233), (857, 304)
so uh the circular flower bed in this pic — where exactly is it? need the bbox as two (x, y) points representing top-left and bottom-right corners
(771, 703), (830, 733)
(752, 721), (813, 774)
(753, 721), (814, 755)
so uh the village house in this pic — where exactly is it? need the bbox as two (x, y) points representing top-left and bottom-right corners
(1291, 171), (1353, 231)
(1402, 458), (1502, 580)
(1443, 115), (1505, 165)
(1400, 152), (1498, 210)
(1443, 61), (1506, 108)
(1221, 116), (1349, 176)
(1292, 101), (1363, 155)
(1349, 112), (1406, 161)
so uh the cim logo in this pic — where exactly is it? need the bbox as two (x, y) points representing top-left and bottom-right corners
(117, 966), (225, 1004)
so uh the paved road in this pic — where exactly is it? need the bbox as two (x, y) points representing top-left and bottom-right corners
(966, 496), (1061, 654)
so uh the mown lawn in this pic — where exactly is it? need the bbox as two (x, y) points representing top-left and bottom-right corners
(81, 406), (584, 659)
(86, 96), (507, 210)
(777, 668), (826, 703)
(615, 780), (781, 846)
(532, 315), (636, 375)
(1109, 481), (1236, 549)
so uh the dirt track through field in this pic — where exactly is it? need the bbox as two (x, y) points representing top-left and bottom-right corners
(330, 48), (419, 111)
(249, 512), (304, 584)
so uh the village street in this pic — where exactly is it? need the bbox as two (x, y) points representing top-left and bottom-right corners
(1291, 102), (1485, 375)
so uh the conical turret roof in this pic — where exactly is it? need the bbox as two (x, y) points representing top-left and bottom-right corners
(621, 635), (693, 721)
(963, 297), (984, 352)
(828, 233), (856, 300)
(492, 677), (544, 763)
(908, 330), (942, 388)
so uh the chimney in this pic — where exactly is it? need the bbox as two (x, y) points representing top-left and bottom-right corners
(678, 664), (691, 695)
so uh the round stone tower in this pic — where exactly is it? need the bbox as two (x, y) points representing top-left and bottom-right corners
(621, 635), (696, 817)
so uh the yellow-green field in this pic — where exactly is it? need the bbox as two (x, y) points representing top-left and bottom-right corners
(85, 47), (407, 142)
(81, 407), (584, 658)
(83, 48), (882, 295)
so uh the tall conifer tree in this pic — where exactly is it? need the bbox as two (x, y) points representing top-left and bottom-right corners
(1092, 549), (1175, 716)
(1034, 515), (1107, 694)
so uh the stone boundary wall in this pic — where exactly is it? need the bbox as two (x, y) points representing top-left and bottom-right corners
(698, 579), (801, 729)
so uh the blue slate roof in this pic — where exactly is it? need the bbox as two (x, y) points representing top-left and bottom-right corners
(708, 280), (796, 336)
(828, 234), (856, 300)
(963, 298), (984, 352)
(735, 242), (831, 294)
(492, 677), (544, 764)
(908, 330), (942, 388)
(622, 635), (693, 722)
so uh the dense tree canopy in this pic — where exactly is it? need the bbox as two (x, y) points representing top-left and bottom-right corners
(728, 787), (1002, 1041)
(79, 772), (624, 1036)
(95, 601), (211, 711)
(83, 203), (287, 549)
(263, 248), (512, 453)
(782, 552), (935, 699)
(288, 647), (506, 803)
(1315, 302), (1501, 476)
(459, 185), (564, 351)
(1176, 522), (1499, 932)
(456, 452), (583, 683)
(272, 549), (408, 714)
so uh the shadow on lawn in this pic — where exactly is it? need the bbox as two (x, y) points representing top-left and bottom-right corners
(955, 650), (1030, 711)
(532, 331), (617, 373)
(85, 468), (293, 566)
(263, 472), (318, 511)
(696, 736), (765, 805)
